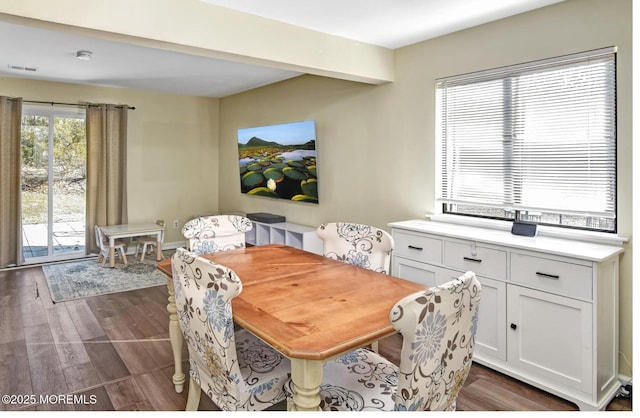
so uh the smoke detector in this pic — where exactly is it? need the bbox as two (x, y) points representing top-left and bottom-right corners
(76, 50), (93, 60)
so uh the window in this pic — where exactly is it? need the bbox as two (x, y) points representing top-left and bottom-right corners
(436, 47), (617, 233)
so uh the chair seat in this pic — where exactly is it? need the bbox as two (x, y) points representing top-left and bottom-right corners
(113, 239), (127, 247)
(189, 327), (291, 411)
(135, 236), (161, 261)
(135, 220), (164, 261)
(104, 240), (128, 266)
(284, 348), (398, 411)
(235, 329), (291, 402)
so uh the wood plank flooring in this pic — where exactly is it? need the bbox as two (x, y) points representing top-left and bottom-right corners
(0, 265), (631, 412)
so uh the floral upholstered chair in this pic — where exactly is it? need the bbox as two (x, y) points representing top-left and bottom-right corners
(285, 271), (481, 411)
(316, 222), (394, 274)
(171, 248), (291, 411)
(181, 215), (253, 255)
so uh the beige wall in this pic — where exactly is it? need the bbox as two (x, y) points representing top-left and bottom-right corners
(0, 77), (220, 244)
(218, 0), (633, 377)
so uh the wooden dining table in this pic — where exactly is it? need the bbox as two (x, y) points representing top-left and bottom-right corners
(157, 244), (426, 411)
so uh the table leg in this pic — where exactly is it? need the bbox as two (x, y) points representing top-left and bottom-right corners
(167, 277), (185, 393)
(109, 238), (116, 268)
(289, 359), (322, 411)
(156, 231), (163, 261)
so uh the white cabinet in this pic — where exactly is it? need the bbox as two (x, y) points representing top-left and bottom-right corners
(388, 219), (623, 411)
(245, 221), (323, 255)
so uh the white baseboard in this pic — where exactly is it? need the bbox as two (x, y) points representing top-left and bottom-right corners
(161, 241), (186, 250)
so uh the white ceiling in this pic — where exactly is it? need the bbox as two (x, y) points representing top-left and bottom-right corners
(0, 0), (564, 98)
(200, 0), (562, 49)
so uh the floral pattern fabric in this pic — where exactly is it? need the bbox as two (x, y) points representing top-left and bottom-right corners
(285, 271), (481, 411)
(181, 215), (253, 255)
(316, 222), (394, 274)
(171, 248), (290, 411)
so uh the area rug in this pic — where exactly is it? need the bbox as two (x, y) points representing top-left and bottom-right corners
(42, 250), (174, 303)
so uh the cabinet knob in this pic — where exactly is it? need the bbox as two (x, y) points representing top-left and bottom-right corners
(510, 323), (517, 330)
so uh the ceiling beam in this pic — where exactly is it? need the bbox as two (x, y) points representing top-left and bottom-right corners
(0, 0), (394, 85)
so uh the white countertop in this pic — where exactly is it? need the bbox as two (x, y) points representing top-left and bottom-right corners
(388, 219), (624, 262)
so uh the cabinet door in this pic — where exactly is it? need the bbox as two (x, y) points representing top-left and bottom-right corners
(435, 269), (507, 362)
(392, 256), (462, 287)
(391, 256), (442, 287)
(474, 276), (506, 361)
(507, 285), (593, 395)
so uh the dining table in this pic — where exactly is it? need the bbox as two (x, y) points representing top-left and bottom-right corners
(157, 244), (427, 411)
(101, 222), (164, 267)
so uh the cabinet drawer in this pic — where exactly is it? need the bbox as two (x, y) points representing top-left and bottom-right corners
(510, 253), (592, 300)
(444, 241), (506, 280)
(392, 257), (439, 287)
(393, 230), (442, 264)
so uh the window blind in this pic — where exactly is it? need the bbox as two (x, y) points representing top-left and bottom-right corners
(437, 47), (616, 228)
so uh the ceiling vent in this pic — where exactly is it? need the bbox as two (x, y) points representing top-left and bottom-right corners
(8, 65), (38, 72)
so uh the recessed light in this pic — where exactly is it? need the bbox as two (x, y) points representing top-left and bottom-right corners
(76, 50), (92, 60)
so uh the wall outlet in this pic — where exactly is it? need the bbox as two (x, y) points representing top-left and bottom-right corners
(173, 220), (179, 228)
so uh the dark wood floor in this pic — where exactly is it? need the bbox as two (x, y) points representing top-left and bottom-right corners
(0, 265), (631, 412)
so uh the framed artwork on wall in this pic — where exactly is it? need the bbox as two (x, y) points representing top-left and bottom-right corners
(237, 120), (318, 203)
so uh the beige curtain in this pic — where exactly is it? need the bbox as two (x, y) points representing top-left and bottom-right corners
(85, 104), (128, 253)
(0, 97), (23, 268)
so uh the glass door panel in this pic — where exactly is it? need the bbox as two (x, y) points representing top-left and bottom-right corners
(52, 116), (86, 256)
(21, 115), (50, 259)
(21, 108), (86, 263)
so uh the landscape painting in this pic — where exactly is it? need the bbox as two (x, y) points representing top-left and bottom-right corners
(237, 120), (318, 203)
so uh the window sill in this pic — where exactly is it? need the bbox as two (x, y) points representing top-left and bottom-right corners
(427, 213), (628, 247)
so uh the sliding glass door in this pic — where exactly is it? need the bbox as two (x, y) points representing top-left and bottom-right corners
(21, 105), (87, 263)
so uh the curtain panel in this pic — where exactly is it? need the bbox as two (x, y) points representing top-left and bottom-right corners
(0, 97), (23, 268)
(85, 104), (128, 253)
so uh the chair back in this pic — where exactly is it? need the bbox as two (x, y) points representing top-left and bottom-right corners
(182, 215), (253, 255)
(171, 248), (245, 405)
(94, 225), (107, 254)
(316, 222), (394, 274)
(390, 271), (481, 411)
